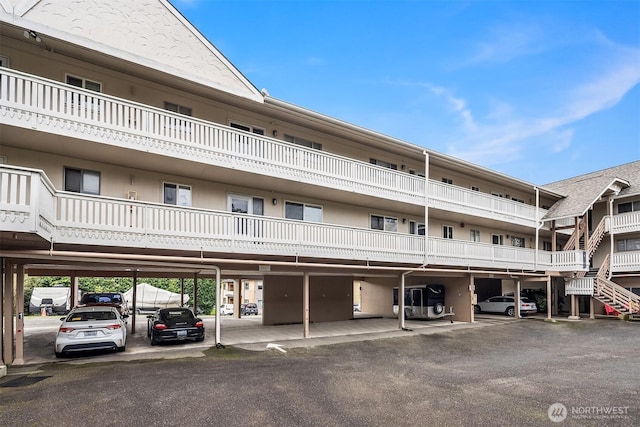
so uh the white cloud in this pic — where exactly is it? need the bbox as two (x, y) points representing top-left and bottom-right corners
(433, 34), (640, 167)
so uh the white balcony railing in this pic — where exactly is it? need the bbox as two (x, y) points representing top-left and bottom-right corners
(429, 181), (544, 227)
(612, 251), (640, 272)
(0, 166), (591, 272)
(0, 68), (548, 227)
(565, 278), (594, 295)
(609, 211), (640, 234)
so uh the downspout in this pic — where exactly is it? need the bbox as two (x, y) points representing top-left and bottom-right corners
(534, 186), (540, 271)
(423, 151), (430, 266)
(609, 196), (614, 280)
(398, 151), (432, 331)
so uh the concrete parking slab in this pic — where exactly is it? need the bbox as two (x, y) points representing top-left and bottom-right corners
(19, 314), (514, 365)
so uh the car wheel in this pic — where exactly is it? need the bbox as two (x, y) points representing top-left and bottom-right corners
(150, 335), (158, 346)
(474, 305), (481, 314)
(117, 346), (126, 352)
(506, 307), (515, 317)
(55, 352), (64, 358)
(196, 336), (204, 342)
(433, 302), (444, 315)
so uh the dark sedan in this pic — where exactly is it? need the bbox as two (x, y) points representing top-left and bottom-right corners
(147, 308), (205, 345)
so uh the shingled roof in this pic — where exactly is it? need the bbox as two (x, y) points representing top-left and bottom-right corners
(541, 160), (640, 221)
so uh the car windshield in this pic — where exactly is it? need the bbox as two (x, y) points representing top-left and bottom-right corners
(67, 311), (117, 321)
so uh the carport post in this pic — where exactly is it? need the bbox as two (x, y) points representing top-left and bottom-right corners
(546, 276), (552, 320)
(399, 271), (409, 330)
(515, 279), (521, 319)
(14, 264), (24, 365)
(131, 271), (138, 334)
(303, 273), (309, 338)
(213, 267), (221, 346)
(3, 262), (14, 365)
(193, 273), (198, 315)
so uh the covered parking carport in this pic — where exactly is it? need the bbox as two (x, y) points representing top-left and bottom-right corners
(2, 249), (558, 368)
(1, 250), (448, 366)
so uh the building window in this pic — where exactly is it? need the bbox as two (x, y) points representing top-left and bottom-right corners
(163, 183), (192, 206)
(0, 55), (9, 67)
(618, 201), (640, 214)
(285, 202), (322, 222)
(511, 236), (526, 247)
(491, 192), (504, 198)
(230, 121), (265, 135)
(442, 178), (453, 185)
(228, 194), (264, 215)
(244, 282), (250, 291)
(371, 215), (398, 232)
(471, 186), (479, 191)
(443, 225), (453, 239)
(370, 158), (397, 170)
(511, 197), (525, 203)
(408, 169), (425, 177)
(284, 134), (322, 150)
(409, 221), (425, 236)
(164, 102), (192, 116)
(64, 167), (100, 195)
(617, 238), (640, 252)
(66, 74), (101, 92)
(470, 229), (480, 242)
(492, 234), (504, 245)
(543, 241), (552, 251)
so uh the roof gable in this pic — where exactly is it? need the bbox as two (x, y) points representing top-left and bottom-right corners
(543, 160), (639, 221)
(0, 0), (263, 102)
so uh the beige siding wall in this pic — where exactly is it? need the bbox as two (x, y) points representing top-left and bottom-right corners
(262, 275), (352, 325)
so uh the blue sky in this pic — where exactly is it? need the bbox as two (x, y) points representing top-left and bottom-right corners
(171, 0), (640, 184)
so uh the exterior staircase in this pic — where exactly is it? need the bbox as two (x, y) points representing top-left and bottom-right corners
(592, 255), (640, 315)
(564, 216), (640, 316)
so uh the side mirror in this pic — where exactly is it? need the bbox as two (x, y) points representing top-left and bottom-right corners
(122, 314), (129, 319)
(146, 315), (153, 319)
(59, 317), (65, 321)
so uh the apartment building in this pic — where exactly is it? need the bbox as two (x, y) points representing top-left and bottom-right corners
(1, 0), (638, 365)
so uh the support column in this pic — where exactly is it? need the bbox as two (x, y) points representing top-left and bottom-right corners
(546, 276), (552, 320)
(193, 273), (198, 316)
(399, 273), (406, 330)
(303, 273), (309, 338)
(589, 297), (595, 319)
(70, 274), (79, 308)
(131, 271), (138, 334)
(569, 294), (579, 320)
(515, 279), (521, 319)
(14, 265), (24, 365)
(470, 275), (476, 323)
(0, 258), (5, 371)
(3, 262), (15, 365)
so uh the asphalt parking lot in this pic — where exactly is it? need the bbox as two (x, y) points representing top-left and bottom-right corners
(1, 318), (638, 426)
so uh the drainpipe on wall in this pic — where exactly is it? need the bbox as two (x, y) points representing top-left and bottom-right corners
(534, 186), (540, 271)
(609, 196), (614, 280)
(423, 151), (430, 266)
